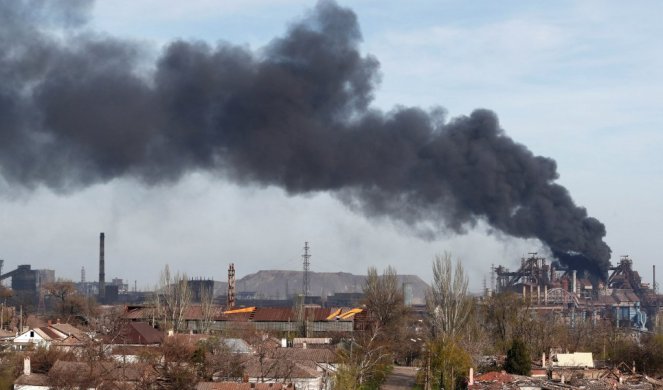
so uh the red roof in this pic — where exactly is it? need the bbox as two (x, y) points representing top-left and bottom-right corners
(251, 307), (341, 322)
(474, 371), (514, 383)
(272, 347), (338, 363)
(252, 308), (296, 322)
(113, 322), (164, 345)
(123, 305), (355, 323)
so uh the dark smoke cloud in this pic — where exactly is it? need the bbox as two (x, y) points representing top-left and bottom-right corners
(0, 0), (612, 275)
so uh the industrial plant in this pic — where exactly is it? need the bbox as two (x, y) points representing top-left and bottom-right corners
(491, 254), (661, 331)
(2, 233), (663, 390)
(0, 235), (426, 312)
(1, 231), (660, 335)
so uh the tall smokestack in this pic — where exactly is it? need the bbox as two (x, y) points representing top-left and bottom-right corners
(99, 232), (105, 300)
(227, 263), (235, 309)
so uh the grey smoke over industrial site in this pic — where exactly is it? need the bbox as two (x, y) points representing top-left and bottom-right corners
(0, 1), (611, 275)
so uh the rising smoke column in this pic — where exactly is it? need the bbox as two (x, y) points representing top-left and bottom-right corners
(0, 0), (612, 276)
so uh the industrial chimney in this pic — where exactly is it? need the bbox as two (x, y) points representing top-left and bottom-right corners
(227, 263), (236, 309)
(99, 232), (105, 300)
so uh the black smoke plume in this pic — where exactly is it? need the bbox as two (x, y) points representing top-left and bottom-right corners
(0, 0), (612, 276)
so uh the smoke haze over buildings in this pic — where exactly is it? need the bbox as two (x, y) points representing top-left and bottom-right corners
(0, 0), (611, 275)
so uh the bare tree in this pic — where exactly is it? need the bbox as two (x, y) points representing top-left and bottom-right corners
(363, 265), (404, 330)
(195, 336), (245, 381)
(422, 253), (474, 390)
(427, 253), (472, 342)
(356, 265), (407, 385)
(335, 324), (393, 389)
(198, 285), (216, 334)
(44, 280), (77, 318)
(155, 265), (192, 333)
(157, 335), (198, 389)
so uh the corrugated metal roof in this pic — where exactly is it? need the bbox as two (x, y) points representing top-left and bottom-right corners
(307, 307), (340, 321)
(251, 307), (347, 322)
(252, 308), (296, 322)
(124, 305), (227, 321)
(339, 308), (363, 319)
(221, 311), (254, 322)
(223, 307), (256, 315)
(123, 305), (356, 323)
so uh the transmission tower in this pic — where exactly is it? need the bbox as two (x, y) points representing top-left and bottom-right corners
(302, 242), (311, 299)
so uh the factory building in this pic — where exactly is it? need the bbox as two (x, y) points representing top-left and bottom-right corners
(490, 254), (662, 331)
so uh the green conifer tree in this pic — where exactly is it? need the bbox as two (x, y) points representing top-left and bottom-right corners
(504, 338), (531, 375)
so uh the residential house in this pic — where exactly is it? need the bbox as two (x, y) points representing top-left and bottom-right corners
(14, 358), (157, 389)
(12, 322), (89, 351)
(13, 327), (67, 350)
(239, 356), (323, 390)
(107, 322), (164, 363)
(213, 345), (338, 390)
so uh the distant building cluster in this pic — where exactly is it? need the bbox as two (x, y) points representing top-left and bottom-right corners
(489, 254), (662, 331)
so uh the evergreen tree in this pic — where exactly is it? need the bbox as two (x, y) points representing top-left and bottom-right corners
(504, 338), (531, 375)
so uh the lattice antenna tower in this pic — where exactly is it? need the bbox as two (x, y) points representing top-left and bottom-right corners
(81, 266), (86, 283)
(302, 242), (311, 298)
